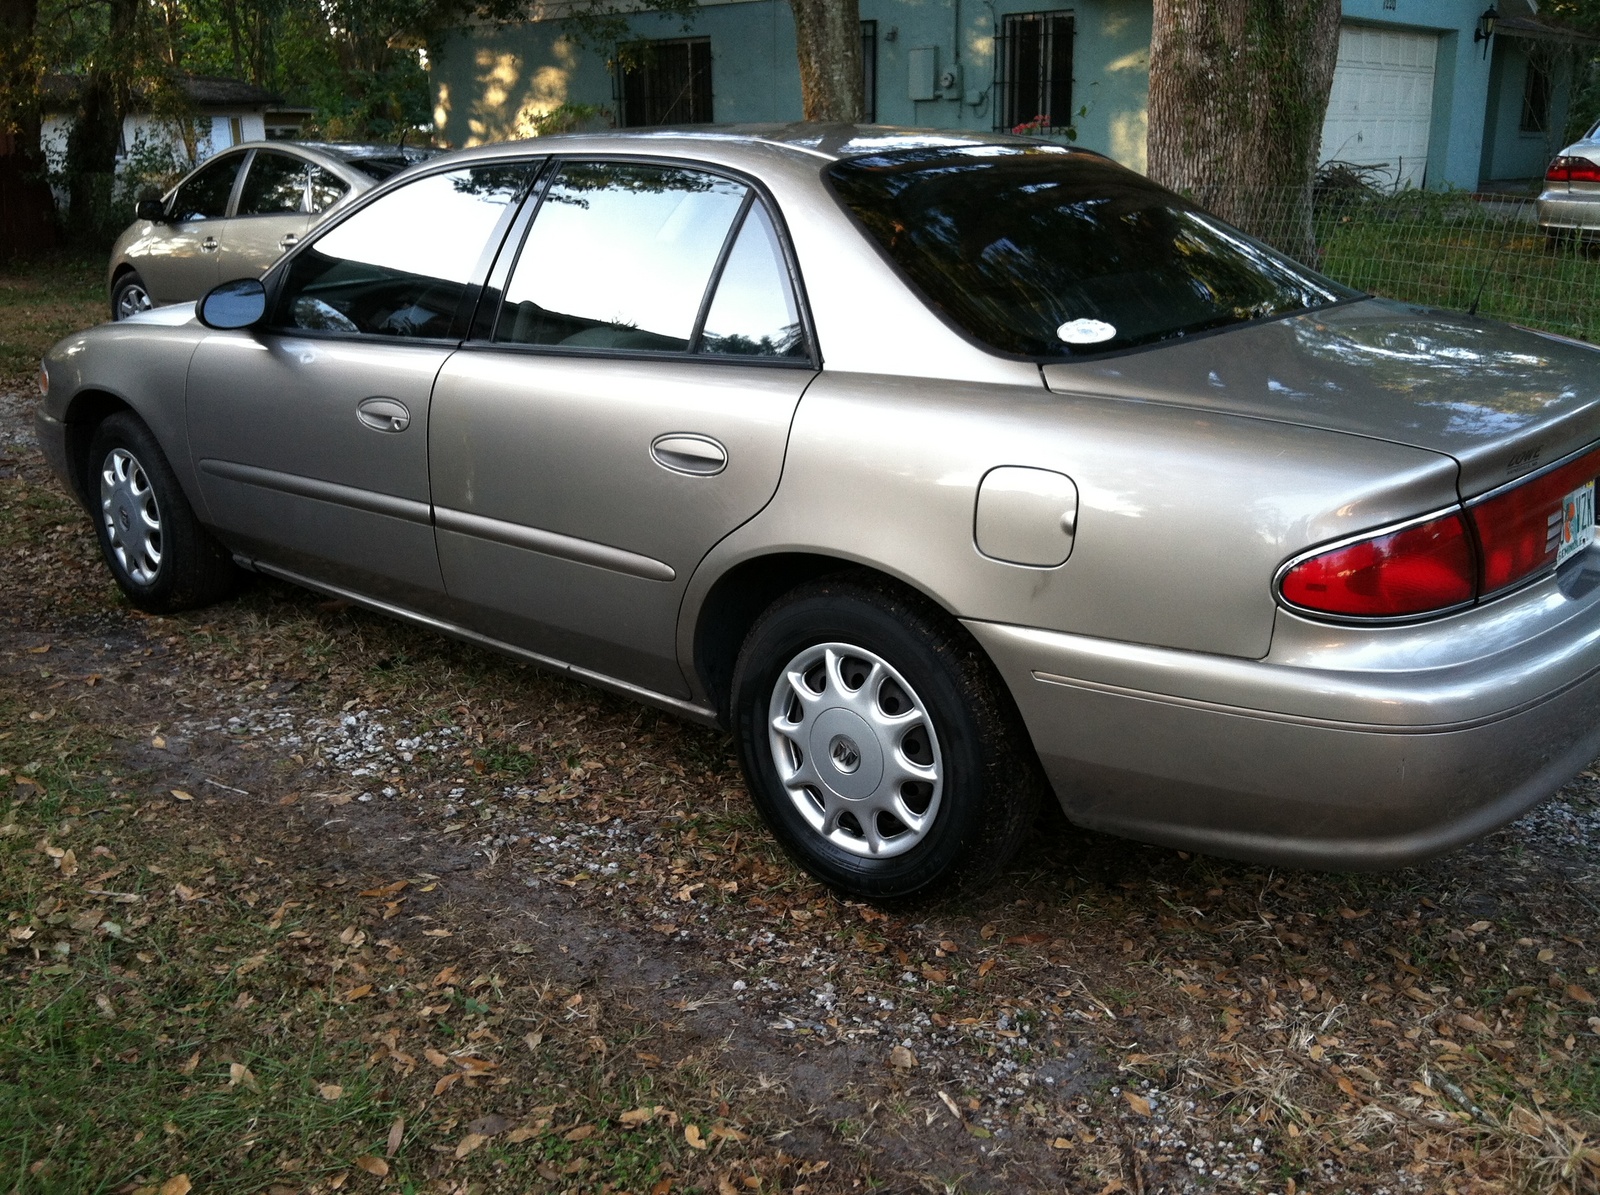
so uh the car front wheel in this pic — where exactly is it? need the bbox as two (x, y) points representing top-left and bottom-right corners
(731, 576), (1040, 901)
(89, 412), (237, 613)
(111, 271), (153, 320)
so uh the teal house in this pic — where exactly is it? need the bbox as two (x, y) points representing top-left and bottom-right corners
(429, 0), (1590, 189)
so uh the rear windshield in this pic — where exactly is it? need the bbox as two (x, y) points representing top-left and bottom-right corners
(825, 146), (1357, 358)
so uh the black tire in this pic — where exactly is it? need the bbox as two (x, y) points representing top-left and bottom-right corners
(730, 574), (1042, 901)
(87, 411), (238, 613)
(110, 271), (153, 321)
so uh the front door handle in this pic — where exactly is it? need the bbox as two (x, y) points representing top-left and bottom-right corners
(279, 233), (298, 250)
(651, 433), (727, 476)
(201, 236), (219, 252)
(357, 396), (411, 433)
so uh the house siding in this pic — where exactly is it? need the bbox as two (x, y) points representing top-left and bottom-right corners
(431, 0), (1566, 189)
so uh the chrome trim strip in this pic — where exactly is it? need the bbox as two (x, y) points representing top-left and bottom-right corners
(434, 506), (676, 582)
(1466, 435), (1600, 507)
(250, 561), (718, 725)
(198, 459), (431, 524)
(1029, 664), (1598, 734)
(1270, 504), (1477, 625)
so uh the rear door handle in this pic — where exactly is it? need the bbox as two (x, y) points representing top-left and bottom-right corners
(651, 433), (726, 476)
(279, 233), (298, 250)
(201, 236), (219, 252)
(357, 396), (411, 432)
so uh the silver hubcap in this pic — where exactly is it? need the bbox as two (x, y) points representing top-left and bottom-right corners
(100, 447), (162, 585)
(768, 642), (943, 859)
(115, 283), (152, 320)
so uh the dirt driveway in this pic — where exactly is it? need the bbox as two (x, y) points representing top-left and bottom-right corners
(4, 259), (1600, 1194)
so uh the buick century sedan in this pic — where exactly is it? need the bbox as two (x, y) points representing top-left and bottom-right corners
(37, 125), (1600, 899)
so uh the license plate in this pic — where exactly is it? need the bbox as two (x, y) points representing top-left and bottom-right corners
(1558, 479), (1596, 566)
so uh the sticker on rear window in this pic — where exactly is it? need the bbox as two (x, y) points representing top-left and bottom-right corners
(1057, 318), (1117, 346)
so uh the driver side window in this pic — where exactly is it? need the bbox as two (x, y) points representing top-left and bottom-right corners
(168, 153), (244, 222)
(271, 165), (532, 339)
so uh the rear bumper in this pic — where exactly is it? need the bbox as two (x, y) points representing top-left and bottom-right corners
(1537, 192), (1600, 232)
(966, 555), (1600, 868)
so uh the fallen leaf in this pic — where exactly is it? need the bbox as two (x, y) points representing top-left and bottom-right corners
(342, 985), (372, 1002)
(159, 1177), (191, 1195)
(720, 1178), (739, 1195)
(1567, 984), (1596, 1005)
(433, 1073), (461, 1096)
(354, 1157), (389, 1178)
(563, 1124), (596, 1142)
(359, 880), (408, 898)
(151, 734), (166, 749)
(318, 1084), (344, 1100)
(170, 789), (193, 802)
(468, 1113), (515, 1138)
(1338, 907), (1371, 919)
(685, 1124), (707, 1150)
(888, 1045), (917, 1070)
(173, 884), (199, 903)
(651, 1182), (672, 1195)
(977, 959), (996, 977)
(710, 1124), (749, 1143)
(454, 1132), (486, 1159)
(1005, 932), (1049, 946)
(424, 1048), (449, 1067)
(1052, 1136), (1073, 1149)
(621, 1106), (665, 1127)
(228, 1062), (259, 1091)
(1124, 1091), (1151, 1117)
(422, 928), (452, 938)
(387, 1116), (405, 1156)
(57, 848), (77, 876)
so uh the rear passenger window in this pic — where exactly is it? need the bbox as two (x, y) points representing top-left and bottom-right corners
(238, 151), (308, 216)
(496, 162), (747, 352)
(273, 165), (529, 339)
(699, 203), (805, 358)
(307, 166), (349, 213)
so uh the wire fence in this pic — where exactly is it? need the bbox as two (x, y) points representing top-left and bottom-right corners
(1191, 177), (1600, 345)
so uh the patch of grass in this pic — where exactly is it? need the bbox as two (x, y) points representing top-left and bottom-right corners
(1314, 192), (1600, 342)
(0, 254), (105, 383)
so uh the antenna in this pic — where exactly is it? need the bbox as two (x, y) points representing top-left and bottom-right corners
(1468, 197), (1518, 317)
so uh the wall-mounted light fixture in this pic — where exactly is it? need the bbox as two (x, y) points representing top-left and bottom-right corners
(1474, 5), (1498, 59)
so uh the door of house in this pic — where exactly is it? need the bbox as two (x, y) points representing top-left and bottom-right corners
(1320, 24), (1439, 189)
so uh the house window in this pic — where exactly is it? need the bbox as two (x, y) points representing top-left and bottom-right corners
(618, 37), (713, 126)
(1521, 60), (1551, 135)
(994, 10), (1074, 133)
(861, 21), (878, 123)
(229, 116), (245, 146)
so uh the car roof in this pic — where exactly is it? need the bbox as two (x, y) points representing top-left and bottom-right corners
(441, 123), (1087, 169)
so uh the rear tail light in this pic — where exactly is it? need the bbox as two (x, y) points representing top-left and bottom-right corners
(1547, 156), (1600, 184)
(1469, 447), (1600, 593)
(1279, 513), (1476, 618)
(1280, 446), (1600, 620)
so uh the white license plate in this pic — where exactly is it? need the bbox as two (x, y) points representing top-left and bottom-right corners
(1558, 479), (1596, 566)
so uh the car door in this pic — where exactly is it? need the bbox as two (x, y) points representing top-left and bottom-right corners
(429, 158), (819, 698)
(215, 148), (313, 280)
(186, 161), (537, 607)
(140, 151), (246, 303)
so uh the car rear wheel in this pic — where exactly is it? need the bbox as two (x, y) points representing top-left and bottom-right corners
(731, 575), (1041, 900)
(111, 271), (153, 320)
(89, 412), (238, 613)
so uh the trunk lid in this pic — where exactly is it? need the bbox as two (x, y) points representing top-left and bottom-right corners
(1041, 297), (1600, 499)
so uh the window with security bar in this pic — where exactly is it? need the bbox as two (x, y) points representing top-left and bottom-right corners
(617, 37), (713, 127)
(993, 11), (1074, 134)
(861, 21), (879, 123)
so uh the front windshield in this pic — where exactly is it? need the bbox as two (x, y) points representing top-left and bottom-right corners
(826, 146), (1357, 358)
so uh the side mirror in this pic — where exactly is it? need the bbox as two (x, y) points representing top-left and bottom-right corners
(136, 197), (166, 222)
(198, 278), (267, 330)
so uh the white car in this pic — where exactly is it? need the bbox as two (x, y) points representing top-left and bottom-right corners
(1538, 117), (1600, 246)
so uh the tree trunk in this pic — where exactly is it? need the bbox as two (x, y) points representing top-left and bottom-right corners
(1147, 0), (1341, 261)
(63, 0), (141, 239)
(789, 0), (863, 121)
(0, 0), (59, 255)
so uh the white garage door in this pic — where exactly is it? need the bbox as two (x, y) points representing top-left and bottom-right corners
(1320, 24), (1438, 189)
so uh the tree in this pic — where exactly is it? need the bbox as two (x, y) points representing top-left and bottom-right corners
(1146, 0), (1341, 259)
(788, 0), (862, 120)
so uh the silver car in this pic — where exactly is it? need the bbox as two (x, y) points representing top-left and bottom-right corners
(1538, 116), (1600, 244)
(108, 141), (438, 320)
(38, 126), (1600, 899)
